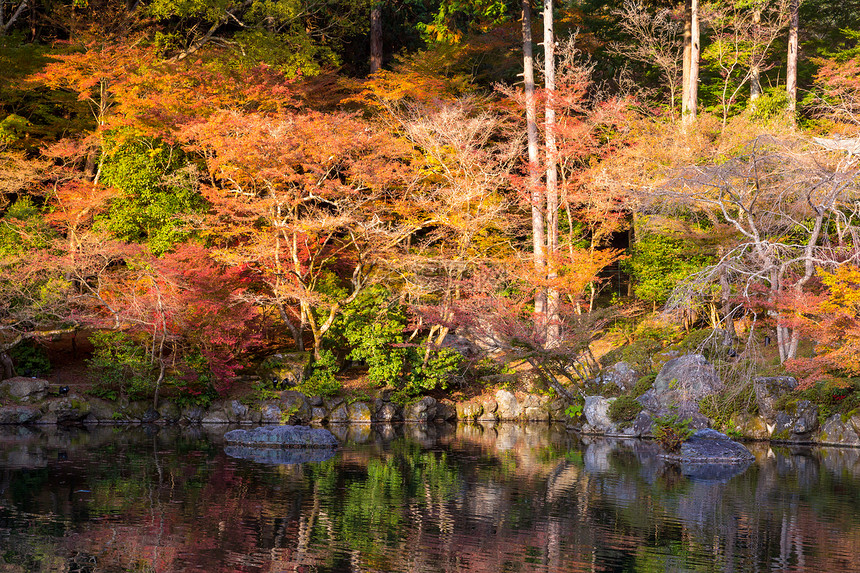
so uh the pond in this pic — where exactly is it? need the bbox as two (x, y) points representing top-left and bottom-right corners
(1, 423), (858, 572)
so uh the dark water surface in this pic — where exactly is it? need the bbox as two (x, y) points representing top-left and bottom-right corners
(1, 423), (859, 572)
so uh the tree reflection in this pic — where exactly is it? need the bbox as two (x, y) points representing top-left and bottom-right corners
(1, 426), (860, 572)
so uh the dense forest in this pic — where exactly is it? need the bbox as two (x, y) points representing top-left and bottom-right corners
(3, 0), (860, 411)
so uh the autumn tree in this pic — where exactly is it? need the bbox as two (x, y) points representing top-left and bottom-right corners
(182, 109), (410, 360)
(682, 0), (701, 124)
(0, 0), (29, 36)
(382, 97), (519, 350)
(787, 265), (860, 385)
(700, 0), (788, 125)
(610, 0), (684, 114)
(664, 136), (860, 362)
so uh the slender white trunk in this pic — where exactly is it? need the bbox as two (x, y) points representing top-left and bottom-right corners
(544, 0), (560, 347)
(749, 8), (762, 105)
(786, 0), (799, 116)
(523, 0), (546, 331)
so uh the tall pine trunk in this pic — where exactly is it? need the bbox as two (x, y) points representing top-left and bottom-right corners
(749, 7), (762, 106)
(523, 0), (547, 334)
(786, 0), (798, 116)
(682, 0), (699, 125)
(543, 0), (560, 347)
(370, 1), (382, 74)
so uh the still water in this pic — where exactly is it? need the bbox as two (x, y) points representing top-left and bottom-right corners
(1, 423), (859, 573)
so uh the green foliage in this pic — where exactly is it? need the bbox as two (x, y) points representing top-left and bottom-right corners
(99, 137), (201, 254)
(633, 374), (656, 397)
(0, 197), (53, 257)
(654, 414), (695, 453)
(608, 395), (642, 426)
(565, 402), (584, 419)
(330, 286), (462, 395)
(8, 341), (51, 377)
(249, 379), (280, 403)
(624, 224), (713, 306)
(166, 351), (217, 408)
(0, 114), (27, 148)
(697, 381), (758, 432)
(298, 349), (343, 398)
(87, 331), (153, 401)
(750, 87), (789, 121)
(773, 378), (860, 424)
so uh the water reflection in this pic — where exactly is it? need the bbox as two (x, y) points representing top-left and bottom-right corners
(1, 423), (859, 572)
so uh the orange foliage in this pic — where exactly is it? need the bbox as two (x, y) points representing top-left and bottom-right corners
(787, 265), (860, 385)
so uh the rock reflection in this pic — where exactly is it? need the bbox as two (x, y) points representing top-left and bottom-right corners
(1, 424), (860, 572)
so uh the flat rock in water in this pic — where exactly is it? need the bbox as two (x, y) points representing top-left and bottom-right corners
(224, 425), (338, 448)
(668, 428), (755, 463)
(224, 445), (337, 465)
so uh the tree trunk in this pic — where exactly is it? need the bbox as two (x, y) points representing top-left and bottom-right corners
(544, 0), (560, 348)
(786, 0), (798, 116)
(370, 1), (382, 74)
(0, 351), (14, 380)
(687, 0), (700, 122)
(523, 0), (547, 335)
(749, 8), (762, 106)
(681, 0), (692, 121)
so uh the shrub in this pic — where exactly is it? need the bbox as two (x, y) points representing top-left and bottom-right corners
(87, 331), (153, 401)
(654, 414), (694, 453)
(608, 395), (642, 426)
(297, 350), (342, 398)
(633, 374), (656, 397)
(8, 341), (50, 377)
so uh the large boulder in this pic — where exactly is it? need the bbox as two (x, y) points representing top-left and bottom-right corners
(279, 391), (312, 424)
(495, 390), (520, 420)
(0, 377), (49, 402)
(636, 388), (711, 430)
(42, 395), (90, 424)
(669, 428), (755, 463)
(654, 354), (724, 406)
(327, 404), (350, 423)
(753, 376), (798, 421)
(456, 401), (482, 421)
(0, 405), (41, 424)
(583, 396), (615, 433)
(440, 334), (479, 358)
(347, 401), (372, 423)
(520, 394), (551, 421)
(820, 414), (860, 446)
(182, 406), (206, 423)
(224, 425), (339, 448)
(157, 401), (182, 424)
(403, 397), (437, 422)
(771, 400), (818, 440)
(480, 397), (498, 420)
(435, 400), (457, 422)
(373, 401), (400, 423)
(260, 403), (282, 424)
(597, 362), (639, 392)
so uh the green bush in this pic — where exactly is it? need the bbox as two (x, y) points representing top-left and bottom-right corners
(0, 196), (54, 256)
(623, 221), (713, 307)
(654, 414), (695, 453)
(607, 395), (642, 426)
(87, 331), (153, 401)
(8, 341), (51, 378)
(633, 374), (656, 397)
(297, 350), (342, 398)
(328, 286), (464, 395)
